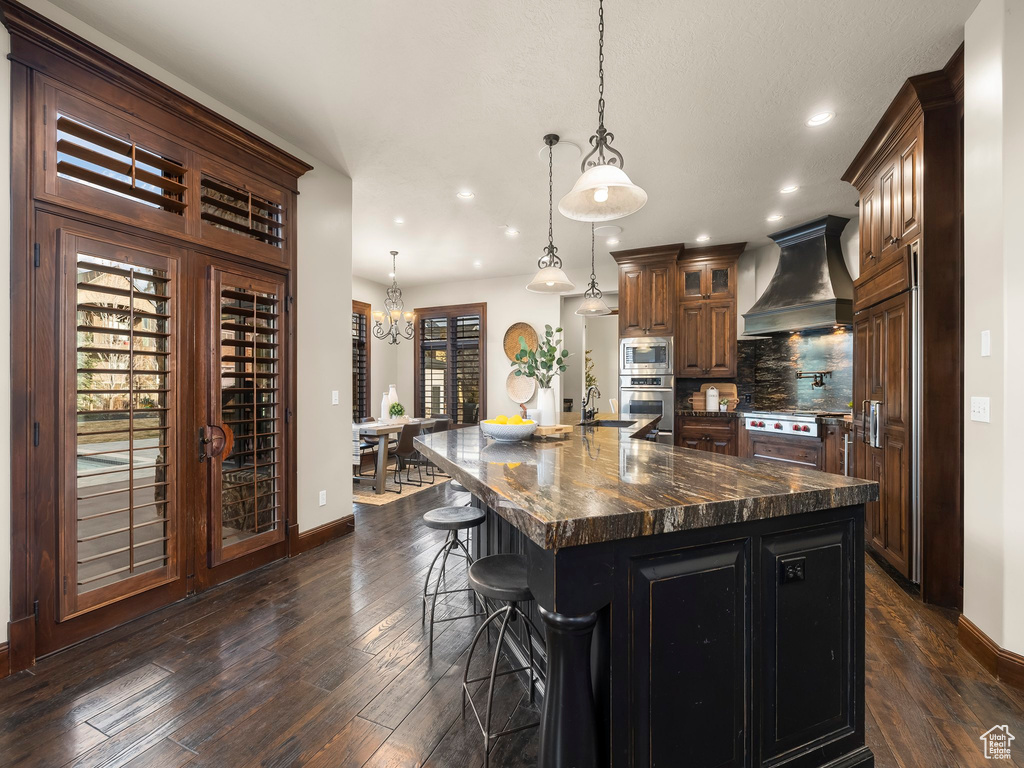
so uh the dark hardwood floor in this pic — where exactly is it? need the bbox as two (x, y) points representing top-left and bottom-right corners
(1, 484), (1021, 768)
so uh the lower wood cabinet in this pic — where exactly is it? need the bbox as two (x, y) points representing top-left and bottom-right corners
(675, 415), (738, 456)
(744, 433), (824, 470)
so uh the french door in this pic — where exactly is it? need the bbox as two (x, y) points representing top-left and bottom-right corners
(32, 214), (291, 655)
(193, 261), (288, 588)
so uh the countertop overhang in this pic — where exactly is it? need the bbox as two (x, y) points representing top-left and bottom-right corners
(415, 415), (877, 551)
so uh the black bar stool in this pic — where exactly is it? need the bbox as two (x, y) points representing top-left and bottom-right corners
(422, 506), (488, 653)
(462, 554), (543, 766)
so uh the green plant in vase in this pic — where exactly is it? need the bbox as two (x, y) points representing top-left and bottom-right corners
(511, 325), (570, 426)
(388, 402), (406, 420)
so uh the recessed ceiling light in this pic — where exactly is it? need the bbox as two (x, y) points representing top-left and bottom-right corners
(393, 217), (404, 224)
(473, 260), (482, 267)
(606, 238), (620, 245)
(388, 271), (395, 278)
(806, 111), (835, 127)
(594, 224), (623, 237)
(780, 185), (799, 194)
(696, 234), (710, 243)
(505, 227), (519, 236)
(457, 190), (474, 199)
(766, 214), (784, 222)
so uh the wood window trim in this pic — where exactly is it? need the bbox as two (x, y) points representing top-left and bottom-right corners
(352, 300), (371, 421)
(413, 302), (487, 424)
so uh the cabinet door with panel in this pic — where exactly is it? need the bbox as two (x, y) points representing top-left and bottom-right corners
(706, 300), (736, 377)
(706, 260), (736, 300)
(676, 302), (706, 377)
(859, 183), (879, 272)
(878, 155), (901, 262)
(678, 262), (705, 303)
(645, 263), (674, 334)
(899, 127), (921, 244)
(619, 265), (645, 336)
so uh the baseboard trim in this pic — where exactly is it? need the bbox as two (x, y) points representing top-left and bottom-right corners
(959, 615), (1024, 689)
(0, 641), (9, 679)
(289, 515), (355, 557)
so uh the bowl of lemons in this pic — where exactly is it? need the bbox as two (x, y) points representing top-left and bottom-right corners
(479, 414), (537, 442)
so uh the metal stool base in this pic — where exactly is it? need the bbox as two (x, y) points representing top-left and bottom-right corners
(422, 529), (486, 653)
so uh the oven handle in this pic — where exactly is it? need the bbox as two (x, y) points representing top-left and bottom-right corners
(753, 453), (818, 468)
(621, 387), (674, 393)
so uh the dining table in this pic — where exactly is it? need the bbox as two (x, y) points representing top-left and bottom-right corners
(353, 417), (443, 495)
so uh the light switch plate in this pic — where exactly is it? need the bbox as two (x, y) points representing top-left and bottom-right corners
(318, 490), (327, 506)
(970, 396), (990, 423)
(981, 330), (991, 357)
(331, 390), (339, 405)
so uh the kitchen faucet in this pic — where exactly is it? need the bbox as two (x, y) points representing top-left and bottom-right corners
(582, 385), (601, 422)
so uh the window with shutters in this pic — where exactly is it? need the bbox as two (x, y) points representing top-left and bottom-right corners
(352, 300), (371, 420)
(201, 175), (284, 248)
(414, 304), (486, 425)
(64, 236), (180, 618)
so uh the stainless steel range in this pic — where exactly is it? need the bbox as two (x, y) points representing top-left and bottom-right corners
(743, 410), (847, 439)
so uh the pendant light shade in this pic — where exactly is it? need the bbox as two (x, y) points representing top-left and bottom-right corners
(561, 0), (648, 223)
(576, 223), (612, 315)
(527, 134), (576, 295)
(527, 265), (576, 293)
(559, 163), (648, 222)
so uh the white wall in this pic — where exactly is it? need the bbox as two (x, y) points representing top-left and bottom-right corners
(0, 2), (355, 641)
(737, 217), (860, 336)
(560, 292), (618, 413)
(963, 0), (1023, 655)
(394, 274), (563, 419)
(583, 312), (620, 413)
(352, 276), (399, 417)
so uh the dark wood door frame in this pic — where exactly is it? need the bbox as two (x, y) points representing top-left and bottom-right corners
(412, 302), (487, 424)
(3, 1), (312, 670)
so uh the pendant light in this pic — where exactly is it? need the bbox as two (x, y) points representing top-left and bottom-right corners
(558, 0), (648, 222)
(527, 134), (576, 294)
(371, 251), (415, 345)
(576, 224), (611, 315)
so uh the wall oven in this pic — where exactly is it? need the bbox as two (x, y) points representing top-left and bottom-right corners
(620, 336), (673, 375)
(619, 374), (675, 445)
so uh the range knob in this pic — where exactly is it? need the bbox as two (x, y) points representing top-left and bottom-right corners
(792, 424), (801, 431)
(802, 425), (811, 432)
(774, 423), (782, 430)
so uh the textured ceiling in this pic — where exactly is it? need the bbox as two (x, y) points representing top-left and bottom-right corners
(45, 0), (976, 287)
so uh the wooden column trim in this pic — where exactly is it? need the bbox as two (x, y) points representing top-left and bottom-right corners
(958, 615), (1024, 690)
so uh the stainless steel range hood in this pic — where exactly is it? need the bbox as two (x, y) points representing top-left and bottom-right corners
(742, 215), (854, 335)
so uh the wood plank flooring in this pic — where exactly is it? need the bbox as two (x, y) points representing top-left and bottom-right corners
(1, 483), (1021, 768)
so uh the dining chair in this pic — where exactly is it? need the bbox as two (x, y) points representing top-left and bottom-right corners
(391, 422), (433, 492)
(356, 417), (377, 477)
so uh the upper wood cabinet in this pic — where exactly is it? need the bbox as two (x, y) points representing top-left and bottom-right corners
(679, 259), (736, 302)
(613, 246), (680, 338)
(673, 244), (743, 378)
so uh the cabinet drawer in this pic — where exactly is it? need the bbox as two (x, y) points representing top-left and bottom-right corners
(678, 417), (735, 433)
(748, 435), (823, 469)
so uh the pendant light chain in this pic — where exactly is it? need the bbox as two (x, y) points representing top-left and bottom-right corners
(597, 0), (605, 130)
(584, 223), (603, 299)
(540, 136), (562, 269)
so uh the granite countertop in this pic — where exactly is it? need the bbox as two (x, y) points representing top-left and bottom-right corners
(415, 414), (878, 551)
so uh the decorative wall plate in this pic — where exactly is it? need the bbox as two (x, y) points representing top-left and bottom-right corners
(506, 370), (537, 404)
(503, 322), (538, 360)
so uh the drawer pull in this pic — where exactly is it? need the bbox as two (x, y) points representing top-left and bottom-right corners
(753, 453), (817, 468)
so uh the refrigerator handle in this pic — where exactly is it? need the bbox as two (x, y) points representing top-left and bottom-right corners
(869, 401), (882, 449)
(861, 400), (869, 444)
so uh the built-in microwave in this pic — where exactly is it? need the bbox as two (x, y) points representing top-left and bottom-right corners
(620, 336), (673, 375)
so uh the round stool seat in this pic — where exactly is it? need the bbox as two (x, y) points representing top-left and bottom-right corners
(449, 478), (467, 492)
(423, 506), (485, 531)
(468, 554), (532, 603)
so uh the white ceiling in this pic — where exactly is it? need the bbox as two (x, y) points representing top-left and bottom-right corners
(47, 0), (976, 288)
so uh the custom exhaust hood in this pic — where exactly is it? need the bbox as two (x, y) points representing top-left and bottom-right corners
(742, 215), (854, 335)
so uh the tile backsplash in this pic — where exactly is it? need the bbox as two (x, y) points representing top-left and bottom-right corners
(677, 328), (853, 413)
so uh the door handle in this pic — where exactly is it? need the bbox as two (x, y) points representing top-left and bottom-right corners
(199, 424), (234, 463)
(861, 400), (869, 444)
(867, 401), (882, 449)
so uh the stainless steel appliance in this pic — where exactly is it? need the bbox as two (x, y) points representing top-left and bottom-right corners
(744, 410), (851, 472)
(619, 336), (673, 374)
(619, 374), (674, 445)
(744, 411), (825, 438)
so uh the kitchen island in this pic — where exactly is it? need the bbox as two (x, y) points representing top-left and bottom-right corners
(415, 415), (878, 768)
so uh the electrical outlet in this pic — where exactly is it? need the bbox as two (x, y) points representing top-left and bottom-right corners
(331, 390), (339, 405)
(318, 490), (327, 506)
(970, 396), (990, 423)
(744, 393), (752, 404)
(981, 330), (991, 357)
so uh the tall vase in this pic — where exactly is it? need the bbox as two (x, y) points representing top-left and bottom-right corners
(538, 387), (557, 427)
(387, 384), (398, 407)
(380, 392), (390, 421)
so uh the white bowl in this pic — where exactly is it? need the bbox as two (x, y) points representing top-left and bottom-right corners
(479, 421), (537, 442)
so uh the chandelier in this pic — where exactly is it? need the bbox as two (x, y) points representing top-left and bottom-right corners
(372, 251), (414, 345)
(576, 224), (611, 315)
(558, 0), (648, 222)
(526, 134), (575, 293)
